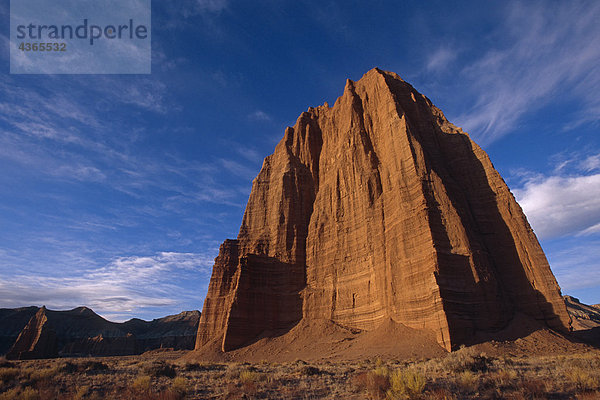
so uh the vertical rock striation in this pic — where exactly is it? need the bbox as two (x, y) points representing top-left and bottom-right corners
(196, 68), (571, 352)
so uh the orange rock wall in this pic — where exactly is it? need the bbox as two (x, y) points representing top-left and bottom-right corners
(196, 69), (571, 352)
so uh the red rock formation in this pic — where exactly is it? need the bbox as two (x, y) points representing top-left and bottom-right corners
(6, 307), (58, 360)
(196, 68), (571, 353)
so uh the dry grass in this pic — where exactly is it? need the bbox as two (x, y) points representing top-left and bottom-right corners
(0, 349), (599, 399)
(388, 368), (426, 399)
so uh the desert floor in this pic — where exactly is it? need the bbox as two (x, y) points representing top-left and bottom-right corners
(1, 346), (600, 399)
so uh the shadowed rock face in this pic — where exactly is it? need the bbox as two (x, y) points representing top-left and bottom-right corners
(196, 68), (571, 352)
(6, 307), (58, 360)
(0, 306), (39, 355)
(3, 307), (200, 359)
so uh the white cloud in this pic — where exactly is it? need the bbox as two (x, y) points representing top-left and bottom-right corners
(426, 47), (456, 73)
(577, 222), (600, 237)
(248, 110), (272, 122)
(0, 252), (214, 321)
(580, 154), (600, 172)
(514, 173), (600, 239)
(88, 76), (170, 114)
(455, 1), (600, 144)
(51, 165), (106, 182)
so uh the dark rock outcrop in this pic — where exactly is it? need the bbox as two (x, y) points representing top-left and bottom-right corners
(196, 68), (571, 354)
(2, 306), (200, 359)
(0, 306), (39, 355)
(6, 307), (58, 360)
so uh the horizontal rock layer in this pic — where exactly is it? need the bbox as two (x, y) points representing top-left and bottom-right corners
(196, 68), (571, 353)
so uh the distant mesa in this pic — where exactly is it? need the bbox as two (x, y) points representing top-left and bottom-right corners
(1, 306), (200, 360)
(192, 68), (575, 360)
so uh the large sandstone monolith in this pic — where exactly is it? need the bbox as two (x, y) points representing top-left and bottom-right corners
(195, 68), (571, 353)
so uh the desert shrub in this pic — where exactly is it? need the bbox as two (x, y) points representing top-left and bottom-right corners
(59, 360), (108, 375)
(567, 368), (600, 392)
(570, 355), (600, 371)
(171, 376), (187, 396)
(493, 367), (519, 390)
(467, 354), (493, 372)
(238, 370), (265, 396)
(0, 367), (20, 383)
(427, 388), (457, 400)
(144, 361), (176, 378)
(19, 387), (40, 400)
(132, 375), (152, 393)
(239, 370), (264, 384)
(387, 368), (426, 399)
(0, 388), (21, 400)
(373, 365), (390, 378)
(73, 385), (91, 400)
(443, 346), (494, 373)
(354, 371), (391, 399)
(80, 361), (109, 373)
(502, 355), (516, 366)
(184, 362), (225, 372)
(297, 365), (322, 376)
(154, 391), (183, 400)
(456, 370), (479, 394)
(28, 367), (58, 383)
(60, 361), (79, 373)
(520, 378), (547, 398)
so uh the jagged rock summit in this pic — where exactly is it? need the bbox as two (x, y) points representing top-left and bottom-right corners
(195, 68), (571, 358)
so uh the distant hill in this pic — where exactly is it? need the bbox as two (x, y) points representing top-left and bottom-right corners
(1, 306), (200, 359)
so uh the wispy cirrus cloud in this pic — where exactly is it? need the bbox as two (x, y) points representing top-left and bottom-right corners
(248, 110), (272, 122)
(426, 47), (456, 73)
(0, 252), (213, 321)
(455, 1), (600, 144)
(91, 77), (171, 114)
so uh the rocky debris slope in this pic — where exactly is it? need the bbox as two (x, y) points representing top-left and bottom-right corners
(3, 306), (200, 359)
(195, 68), (571, 358)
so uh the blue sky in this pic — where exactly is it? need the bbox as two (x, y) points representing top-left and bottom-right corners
(0, 0), (598, 322)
